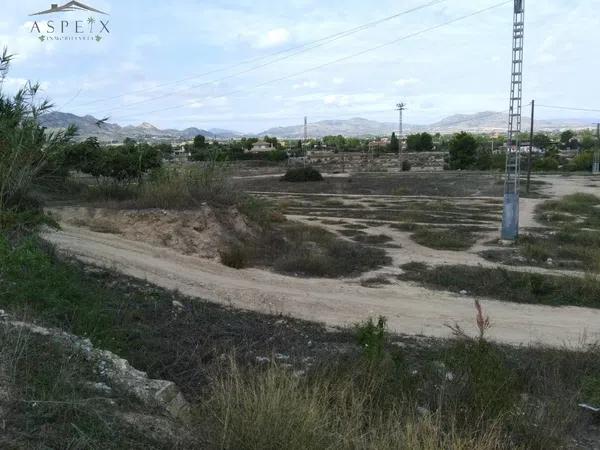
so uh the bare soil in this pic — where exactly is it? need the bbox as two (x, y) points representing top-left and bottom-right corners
(43, 173), (600, 349)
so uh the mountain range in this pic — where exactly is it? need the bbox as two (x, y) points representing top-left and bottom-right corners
(39, 111), (593, 142)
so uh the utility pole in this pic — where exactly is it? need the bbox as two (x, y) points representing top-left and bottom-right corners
(526, 100), (534, 193)
(593, 123), (600, 175)
(303, 116), (308, 167)
(501, 0), (525, 240)
(396, 102), (406, 163)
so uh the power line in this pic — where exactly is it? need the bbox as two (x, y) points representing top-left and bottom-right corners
(536, 104), (600, 114)
(66, 0), (446, 111)
(108, 1), (512, 122)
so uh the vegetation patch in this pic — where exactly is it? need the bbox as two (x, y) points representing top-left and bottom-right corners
(411, 228), (477, 251)
(257, 223), (391, 277)
(360, 275), (393, 288)
(343, 223), (368, 230)
(536, 193), (600, 229)
(353, 233), (394, 246)
(399, 264), (600, 308)
(1, 235), (599, 448)
(281, 167), (323, 182)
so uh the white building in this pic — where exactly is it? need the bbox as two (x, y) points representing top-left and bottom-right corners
(250, 140), (274, 152)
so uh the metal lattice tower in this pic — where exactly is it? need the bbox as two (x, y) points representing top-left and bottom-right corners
(501, 0), (525, 240)
(396, 102), (406, 160)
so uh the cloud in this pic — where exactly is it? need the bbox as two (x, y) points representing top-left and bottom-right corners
(394, 78), (420, 87)
(1, 77), (28, 93)
(292, 80), (319, 89)
(256, 28), (290, 48)
(322, 92), (384, 107)
(332, 77), (344, 85)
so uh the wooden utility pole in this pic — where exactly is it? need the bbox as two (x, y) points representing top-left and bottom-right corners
(526, 99), (534, 194)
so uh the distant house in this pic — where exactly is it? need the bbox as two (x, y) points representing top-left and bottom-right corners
(173, 144), (191, 160)
(250, 140), (274, 152)
(368, 138), (390, 152)
(519, 143), (544, 154)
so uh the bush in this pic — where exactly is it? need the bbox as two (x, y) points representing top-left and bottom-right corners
(281, 167), (323, 182)
(411, 228), (476, 251)
(355, 317), (387, 361)
(444, 339), (519, 422)
(219, 243), (250, 269)
(401, 160), (412, 171)
(254, 223), (391, 277)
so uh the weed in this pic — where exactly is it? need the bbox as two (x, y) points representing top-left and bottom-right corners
(353, 233), (394, 246)
(360, 276), (392, 288)
(355, 317), (387, 361)
(220, 243), (250, 269)
(399, 264), (600, 307)
(281, 167), (323, 182)
(412, 228), (476, 251)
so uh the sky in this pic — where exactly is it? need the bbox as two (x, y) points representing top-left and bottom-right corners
(1, 0), (599, 132)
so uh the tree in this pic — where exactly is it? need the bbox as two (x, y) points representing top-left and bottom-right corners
(580, 130), (597, 150)
(193, 134), (207, 150)
(448, 131), (478, 170)
(263, 135), (281, 149)
(532, 133), (551, 150)
(419, 132), (434, 152)
(406, 133), (434, 152)
(560, 130), (575, 145)
(389, 132), (399, 153)
(0, 48), (75, 210)
(240, 137), (258, 151)
(123, 137), (137, 147)
(406, 134), (420, 152)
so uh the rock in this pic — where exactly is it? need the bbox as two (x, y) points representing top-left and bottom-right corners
(274, 353), (290, 361)
(83, 381), (113, 395)
(416, 406), (430, 417)
(255, 356), (270, 364)
(5, 320), (191, 424)
(459, 290), (468, 295)
(445, 372), (455, 381)
(172, 300), (184, 310)
(546, 258), (554, 265)
(118, 412), (192, 446)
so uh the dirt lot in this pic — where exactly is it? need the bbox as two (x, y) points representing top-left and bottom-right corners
(45, 172), (600, 349)
(234, 171), (548, 197)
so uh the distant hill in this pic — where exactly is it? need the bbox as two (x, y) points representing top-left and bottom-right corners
(259, 117), (399, 139)
(39, 112), (240, 142)
(39, 111), (593, 142)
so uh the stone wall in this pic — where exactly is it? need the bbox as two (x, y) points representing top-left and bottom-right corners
(301, 151), (447, 172)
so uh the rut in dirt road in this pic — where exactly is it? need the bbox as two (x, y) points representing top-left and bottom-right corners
(44, 224), (600, 349)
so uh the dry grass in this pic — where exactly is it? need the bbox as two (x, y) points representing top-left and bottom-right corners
(411, 228), (477, 251)
(202, 358), (509, 450)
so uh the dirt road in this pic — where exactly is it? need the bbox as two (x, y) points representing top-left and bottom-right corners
(45, 223), (600, 349)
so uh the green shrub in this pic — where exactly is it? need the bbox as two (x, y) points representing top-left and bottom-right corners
(355, 317), (387, 361)
(444, 339), (519, 422)
(399, 264), (600, 307)
(401, 160), (412, 171)
(411, 228), (476, 251)
(219, 243), (250, 269)
(281, 167), (323, 182)
(580, 375), (600, 406)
